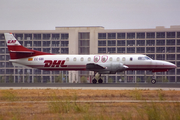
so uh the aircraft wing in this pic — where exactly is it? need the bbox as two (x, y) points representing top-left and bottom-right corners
(86, 63), (105, 71)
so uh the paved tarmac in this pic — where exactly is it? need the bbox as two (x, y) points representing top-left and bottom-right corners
(0, 83), (179, 90)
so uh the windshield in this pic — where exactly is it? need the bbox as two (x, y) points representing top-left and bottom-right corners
(138, 56), (152, 60)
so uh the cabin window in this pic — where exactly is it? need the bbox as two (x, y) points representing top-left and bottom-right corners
(109, 57), (113, 61)
(66, 57), (69, 61)
(88, 57), (91, 61)
(117, 57), (120, 61)
(122, 57), (126, 61)
(130, 57), (133, 61)
(81, 57), (84, 61)
(73, 57), (76, 61)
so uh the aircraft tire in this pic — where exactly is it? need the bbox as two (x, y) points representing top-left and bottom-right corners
(98, 78), (103, 83)
(92, 79), (97, 84)
(151, 79), (156, 84)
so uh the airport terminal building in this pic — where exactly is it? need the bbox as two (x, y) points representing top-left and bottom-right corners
(0, 26), (180, 83)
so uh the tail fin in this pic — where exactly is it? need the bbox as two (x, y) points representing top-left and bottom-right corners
(4, 33), (53, 59)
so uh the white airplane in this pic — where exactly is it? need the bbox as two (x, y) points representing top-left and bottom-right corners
(4, 33), (176, 84)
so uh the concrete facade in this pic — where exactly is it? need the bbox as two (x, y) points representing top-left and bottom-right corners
(0, 26), (180, 83)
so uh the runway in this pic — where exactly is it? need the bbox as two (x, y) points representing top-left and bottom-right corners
(0, 83), (179, 90)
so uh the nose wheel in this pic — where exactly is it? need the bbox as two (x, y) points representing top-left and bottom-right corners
(151, 79), (156, 84)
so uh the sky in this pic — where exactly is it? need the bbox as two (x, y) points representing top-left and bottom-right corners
(0, 0), (180, 30)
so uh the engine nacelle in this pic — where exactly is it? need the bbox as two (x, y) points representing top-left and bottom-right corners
(99, 62), (127, 74)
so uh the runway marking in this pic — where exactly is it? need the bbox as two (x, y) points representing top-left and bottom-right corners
(0, 100), (180, 104)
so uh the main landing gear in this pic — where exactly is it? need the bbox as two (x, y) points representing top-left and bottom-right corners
(92, 72), (103, 84)
(151, 72), (156, 84)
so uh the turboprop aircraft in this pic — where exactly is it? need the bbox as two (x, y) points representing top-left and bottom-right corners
(4, 33), (176, 84)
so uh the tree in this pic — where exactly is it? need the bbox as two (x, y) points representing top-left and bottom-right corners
(80, 76), (87, 83)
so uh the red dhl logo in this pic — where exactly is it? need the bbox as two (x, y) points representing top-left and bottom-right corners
(44, 60), (67, 67)
(8, 40), (16, 43)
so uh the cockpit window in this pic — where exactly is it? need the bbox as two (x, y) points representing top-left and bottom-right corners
(138, 56), (152, 60)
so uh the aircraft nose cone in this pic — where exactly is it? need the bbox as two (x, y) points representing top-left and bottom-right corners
(165, 61), (176, 69)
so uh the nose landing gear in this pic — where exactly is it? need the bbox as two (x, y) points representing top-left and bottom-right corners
(151, 72), (156, 84)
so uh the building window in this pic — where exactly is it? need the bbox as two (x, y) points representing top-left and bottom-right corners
(15, 34), (23, 40)
(167, 32), (175, 38)
(52, 34), (60, 40)
(156, 32), (165, 38)
(127, 47), (135, 53)
(177, 32), (180, 38)
(24, 41), (32, 47)
(177, 54), (180, 60)
(0, 41), (5, 47)
(177, 62), (180, 67)
(136, 47), (145, 53)
(52, 41), (60, 47)
(33, 48), (41, 51)
(117, 33), (125, 39)
(166, 54), (175, 60)
(177, 39), (180, 45)
(166, 39), (175, 45)
(137, 32), (145, 39)
(146, 47), (155, 53)
(127, 33), (135, 39)
(98, 40), (106, 46)
(156, 40), (165, 46)
(146, 40), (155, 46)
(98, 48), (106, 53)
(79, 47), (89, 54)
(43, 41), (50, 47)
(137, 40), (145, 46)
(146, 54), (155, 59)
(33, 41), (41, 46)
(117, 47), (125, 53)
(166, 47), (175, 53)
(61, 41), (69, 46)
(146, 32), (155, 38)
(79, 33), (89, 39)
(6, 55), (10, 60)
(117, 40), (125, 46)
(43, 48), (50, 53)
(177, 47), (180, 53)
(156, 54), (165, 60)
(108, 33), (116, 39)
(0, 34), (5, 40)
(127, 40), (135, 46)
(43, 34), (50, 40)
(156, 47), (165, 53)
(61, 33), (69, 39)
(52, 48), (60, 54)
(108, 48), (116, 53)
(108, 40), (116, 46)
(61, 48), (69, 54)
(33, 34), (41, 40)
(98, 33), (106, 39)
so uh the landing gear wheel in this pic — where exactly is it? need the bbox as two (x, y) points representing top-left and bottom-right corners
(92, 79), (97, 84)
(98, 78), (103, 83)
(151, 79), (156, 84)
